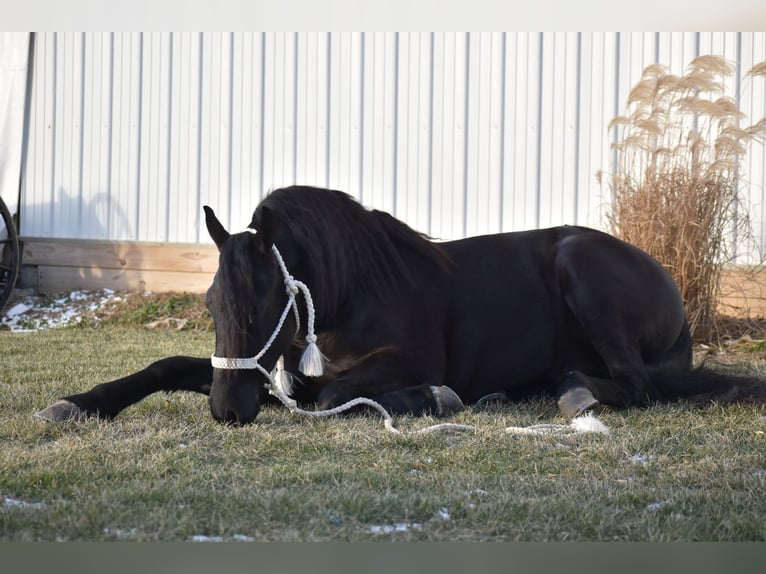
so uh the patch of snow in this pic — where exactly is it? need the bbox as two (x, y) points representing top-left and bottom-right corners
(103, 527), (138, 539)
(5, 303), (31, 317)
(190, 534), (255, 542)
(369, 522), (422, 535)
(2, 495), (48, 510)
(646, 500), (670, 511)
(630, 454), (653, 465)
(191, 535), (224, 542)
(1, 289), (120, 332)
(367, 505), (455, 536)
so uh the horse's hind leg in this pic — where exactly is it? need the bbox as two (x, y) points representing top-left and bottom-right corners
(552, 303), (668, 418)
(554, 234), (682, 417)
(555, 367), (661, 418)
(35, 356), (213, 422)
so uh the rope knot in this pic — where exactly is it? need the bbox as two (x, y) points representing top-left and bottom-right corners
(284, 277), (299, 295)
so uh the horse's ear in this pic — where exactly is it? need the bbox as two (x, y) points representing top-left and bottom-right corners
(254, 206), (275, 255)
(204, 206), (229, 250)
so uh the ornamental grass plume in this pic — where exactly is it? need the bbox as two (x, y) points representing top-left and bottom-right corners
(605, 55), (766, 341)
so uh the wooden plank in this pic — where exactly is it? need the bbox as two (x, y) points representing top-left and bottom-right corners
(19, 237), (766, 317)
(36, 265), (213, 294)
(719, 268), (766, 318)
(22, 238), (219, 274)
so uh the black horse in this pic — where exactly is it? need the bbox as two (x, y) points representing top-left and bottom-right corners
(37, 185), (766, 425)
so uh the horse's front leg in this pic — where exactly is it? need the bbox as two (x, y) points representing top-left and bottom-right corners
(35, 356), (213, 422)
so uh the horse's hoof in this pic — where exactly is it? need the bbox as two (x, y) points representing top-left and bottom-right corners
(557, 386), (599, 419)
(34, 400), (90, 422)
(430, 385), (465, 416)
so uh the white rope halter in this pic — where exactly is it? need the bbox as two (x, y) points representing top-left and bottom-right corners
(210, 228), (325, 377)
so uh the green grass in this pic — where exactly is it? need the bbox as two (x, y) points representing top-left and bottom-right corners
(2, 326), (766, 541)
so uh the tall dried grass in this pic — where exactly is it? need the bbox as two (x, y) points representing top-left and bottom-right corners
(606, 56), (766, 341)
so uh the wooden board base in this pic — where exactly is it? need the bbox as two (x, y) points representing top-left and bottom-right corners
(21, 238), (218, 294)
(19, 237), (766, 317)
(34, 265), (214, 294)
(719, 268), (766, 318)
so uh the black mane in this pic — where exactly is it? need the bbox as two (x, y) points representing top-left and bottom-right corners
(250, 186), (450, 320)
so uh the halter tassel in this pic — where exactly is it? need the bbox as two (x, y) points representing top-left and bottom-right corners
(284, 270), (325, 377)
(299, 334), (326, 377)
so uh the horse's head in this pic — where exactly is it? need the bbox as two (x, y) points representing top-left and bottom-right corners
(203, 205), (302, 425)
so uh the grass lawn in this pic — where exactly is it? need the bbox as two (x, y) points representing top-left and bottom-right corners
(2, 323), (766, 541)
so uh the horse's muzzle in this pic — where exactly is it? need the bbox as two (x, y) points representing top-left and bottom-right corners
(209, 397), (260, 425)
(207, 375), (261, 425)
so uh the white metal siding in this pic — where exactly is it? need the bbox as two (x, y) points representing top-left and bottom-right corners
(20, 32), (766, 254)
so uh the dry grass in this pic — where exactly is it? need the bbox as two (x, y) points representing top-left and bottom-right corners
(605, 56), (766, 341)
(88, 292), (213, 332)
(3, 326), (766, 541)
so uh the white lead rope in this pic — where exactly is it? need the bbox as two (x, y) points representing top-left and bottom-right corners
(265, 360), (607, 436)
(266, 358), (475, 436)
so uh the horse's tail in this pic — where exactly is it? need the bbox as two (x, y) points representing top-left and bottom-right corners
(655, 365), (766, 404)
(647, 324), (766, 403)
(649, 321), (766, 404)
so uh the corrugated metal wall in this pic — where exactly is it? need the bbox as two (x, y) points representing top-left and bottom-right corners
(20, 32), (766, 251)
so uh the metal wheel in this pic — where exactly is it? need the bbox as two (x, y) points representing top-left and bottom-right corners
(0, 196), (20, 314)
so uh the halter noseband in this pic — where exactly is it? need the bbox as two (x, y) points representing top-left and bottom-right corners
(210, 228), (325, 378)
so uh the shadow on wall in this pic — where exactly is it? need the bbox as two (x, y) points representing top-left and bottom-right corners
(20, 187), (217, 294)
(20, 186), (143, 292)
